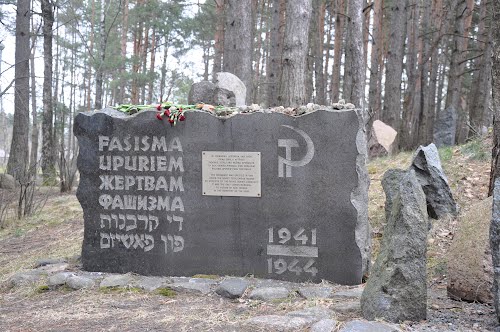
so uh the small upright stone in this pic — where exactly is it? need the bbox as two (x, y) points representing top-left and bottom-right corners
(0, 174), (15, 190)
(66, 276), (95, 290)
(311, 319), (337, 332)
(368, 120), (397, 159)
(434, 106), (457, 147)
(215, 278), (249, 299)
(213, 87), (236, 107)
(410, 143), (458, 219)
(361, 170), (427, 322)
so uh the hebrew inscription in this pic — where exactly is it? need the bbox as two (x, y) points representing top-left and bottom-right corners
(96, 135), (186, 255)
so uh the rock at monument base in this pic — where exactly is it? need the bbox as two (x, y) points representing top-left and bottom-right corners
(249, 287), (289, 301)
(339, 320), (401, 332)
(215, 278), (249, 299)
(245, 315), (316, 331)
(361, 170), (427, 323)
(0, 174), (15, 190)
(100, 274), (134, 288)
(213, 87), (236, 107)
(214, 72), (246, 106)
(410, 143), (458, 219)
(434, 106), (457, 147)
(298, 286), (334, 299)
(74, 107), (369, 285)
(491, 178), (500, 322)
(447, 197), (493, 304)
(368, 120), (397, 159)
(66, 276), (95, 290)
(311, 319), (338, 332)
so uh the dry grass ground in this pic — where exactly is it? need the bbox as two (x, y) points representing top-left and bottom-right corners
(0, 138), (497, 331)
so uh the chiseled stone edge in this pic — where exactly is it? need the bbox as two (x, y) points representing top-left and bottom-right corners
(352, 109), (371, 278)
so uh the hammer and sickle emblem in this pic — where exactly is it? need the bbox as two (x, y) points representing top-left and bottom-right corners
(278, 125), (315, 178)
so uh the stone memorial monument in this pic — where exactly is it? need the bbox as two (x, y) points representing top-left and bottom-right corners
(74, 107), (369, 285)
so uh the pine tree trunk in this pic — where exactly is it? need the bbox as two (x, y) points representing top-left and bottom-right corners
(95, 0), (109, 110)
(41, 0), (56, 182)
(489, 0), (500, 195)
(330, 0), (345, 102)
(213, 0), (225, 79)
(223, 0), (254, 104)
(314, 0), (326, 105)
(468, 0), (492, 138)
(8, 0), (31, 179)
(381, 0), (407, 140)
(159, 41), (169, 102)
(278, 0), (313, 107)
(87, 0), (95, 110)
(29, 18), (38, 169)
(119, 0), (129, 103)
(266, 0), (284, 107)
(147, 28), (156, 104)
(367, 0), (383, 136)
(343, 0), (365, 110)
(324, 3), (334, 103)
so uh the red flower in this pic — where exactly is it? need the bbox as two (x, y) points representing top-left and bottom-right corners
(156, 104), (162, 111)
(156, 113), (162, 120)
(164, 110), (170, 117)
(168, 118), (175, 124)
(179, 114), (186, 121)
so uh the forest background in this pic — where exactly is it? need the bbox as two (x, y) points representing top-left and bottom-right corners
(0, 0), (494, 191)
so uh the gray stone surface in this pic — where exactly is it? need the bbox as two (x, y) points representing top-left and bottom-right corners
(332, 287), (364, 299)
(286, 306), (333, 320)
(48, 272), (76, 286)
(170, 280), (215, 294)
(339, 320), (401, 332)
(434, 106), (457, 147)
(213, 87), (236, 107)
(8, 270), (44, 286)
(100, 274), (134, 288)
(36, 263), (68, 274)
(188, 81), (216, 105)
(215, 278), (249, 299)
(0, 173), (15, 189)
(135, 276), (170, 291)
(492, 178), (500, 322)
(331, 301), (361, 314)
(34, 258), (67, 268)
(381, 169), (406, 221)
(214, 72), (246, 106)
(361, 170), (428, 322)
(298, 286), (334, 299)
(249, 287), (289, 301)
(447, 197), (492, 304)
(74, 107), (369, 285)
(66, 276), (95, 290)
(311, 319), (338, 332)
(245, 315), (316, 331)
(410, 143), (458, 219)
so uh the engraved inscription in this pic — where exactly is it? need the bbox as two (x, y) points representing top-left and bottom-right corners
(202, 151), (261, 197)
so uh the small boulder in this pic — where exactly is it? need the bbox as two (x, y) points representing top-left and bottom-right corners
(298, 286), (334, 299)
(249, 287), (289, 301)
(48, 272), (75, 287)
(447, 197), (493, 303)
(215, 278), (249, 299)
(214, 72), (246, 106)
(188, 81), (216, 105)
(410, 143), (458, 219)
(361, 170), (428, 322)
(135, 276), (170, 292)
(339, 319), (401, 332)
(8, 270), (44, 287)
(213, 87), (236, 107)
(35, 258), (67, 268)
(368, 120), (397, 158)
(0, 174), (15, 190)
(245, 315), (315, 331)
(311, 319), (338, 332)
(66, 276), (95, 290)
(332, 287), (364, 299)
(100, 274), (134, 288)
(286, 306), (333, 320)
